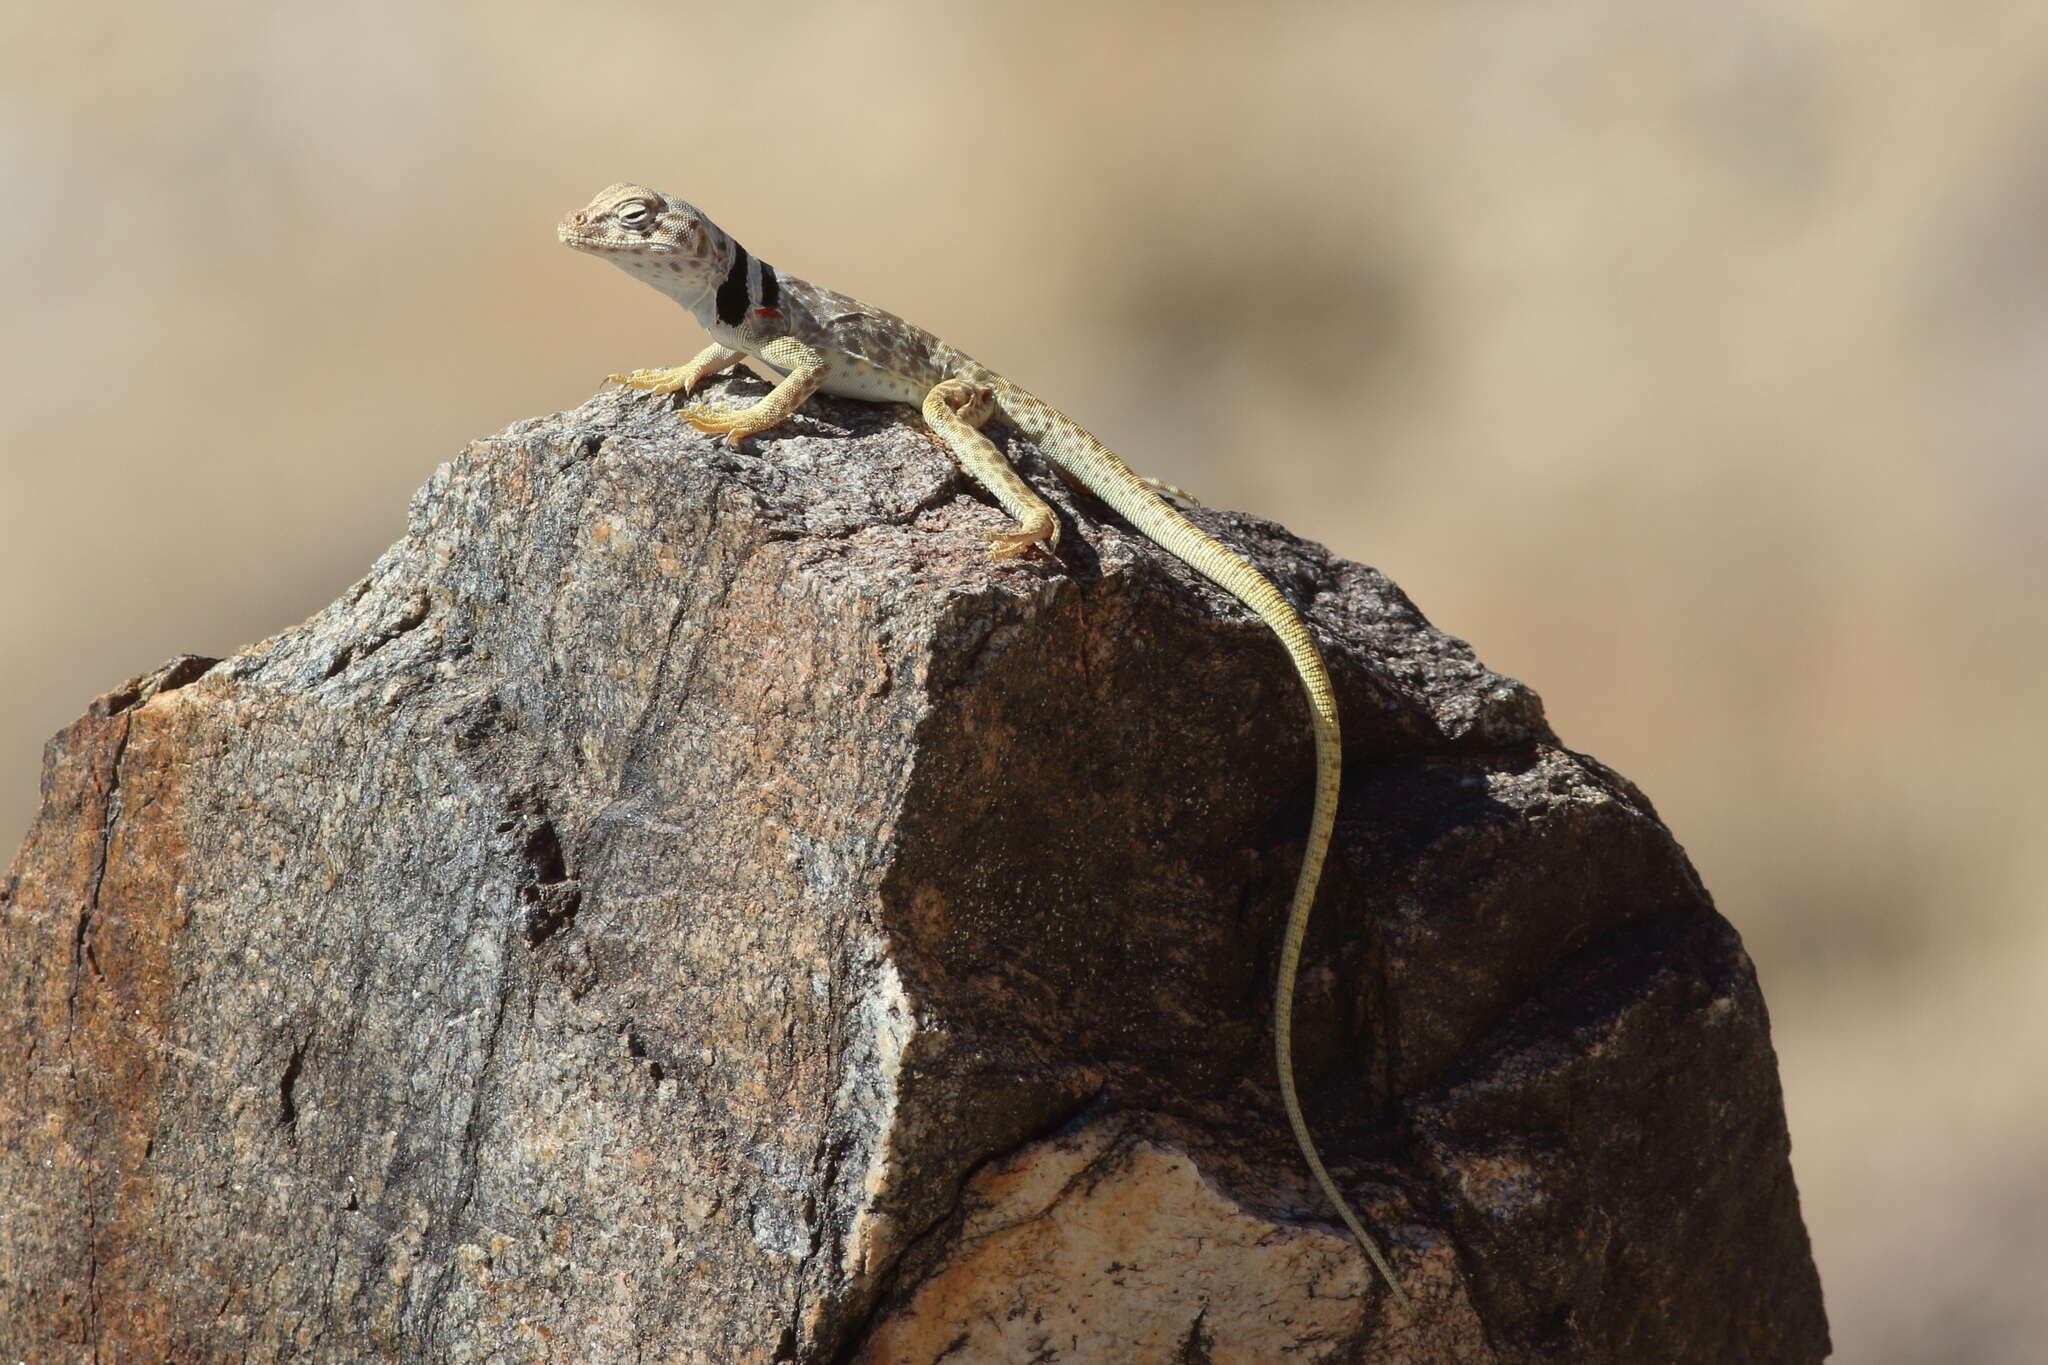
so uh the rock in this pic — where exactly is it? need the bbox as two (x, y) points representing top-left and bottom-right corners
(0, 373), (1828, 1361)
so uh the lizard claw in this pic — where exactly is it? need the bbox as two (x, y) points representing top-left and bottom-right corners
(683, 402), (772, 444)
(987, 519), (1060, 559)
(610, 366), (694, 395)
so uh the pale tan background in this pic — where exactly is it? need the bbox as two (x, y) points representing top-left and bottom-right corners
(5, 3), (2044, 1358)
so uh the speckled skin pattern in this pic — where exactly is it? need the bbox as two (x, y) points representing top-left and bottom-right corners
(560, 184), (1406, 1305)
(560, 182), (966, 403)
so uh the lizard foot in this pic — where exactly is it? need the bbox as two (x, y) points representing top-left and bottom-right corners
(681, 402), (774, 445)
(1141, 476), (1203, 507)
(608, 366), (696, 396)
(986, 515), (1060, 559)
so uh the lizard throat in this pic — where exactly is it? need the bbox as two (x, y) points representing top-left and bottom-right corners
(595, 248), (714, 311)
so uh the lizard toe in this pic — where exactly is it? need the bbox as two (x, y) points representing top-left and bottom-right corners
(987, 527), (1058, 559)
(610, 367), (692, 394)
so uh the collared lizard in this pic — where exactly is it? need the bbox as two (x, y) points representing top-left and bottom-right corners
(559, 183), (1406, 1307)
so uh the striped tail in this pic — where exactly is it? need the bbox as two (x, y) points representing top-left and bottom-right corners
(994, 382), (1406, 1306)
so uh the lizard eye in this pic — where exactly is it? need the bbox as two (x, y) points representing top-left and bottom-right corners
(615, 202), (654, 230)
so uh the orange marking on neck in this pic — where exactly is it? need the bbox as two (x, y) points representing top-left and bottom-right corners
(754, 307), (783, 319)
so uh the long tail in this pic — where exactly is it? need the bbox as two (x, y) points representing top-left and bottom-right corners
(994, 382), (1407, 1306)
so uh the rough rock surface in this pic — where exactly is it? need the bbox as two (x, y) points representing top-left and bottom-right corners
(0, 373), (1829, 1362)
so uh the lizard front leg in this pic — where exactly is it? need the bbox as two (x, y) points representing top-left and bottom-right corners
(923, 377), (1060, 557)
(609, 343), (746, 396)
(682, 337), (829, 445)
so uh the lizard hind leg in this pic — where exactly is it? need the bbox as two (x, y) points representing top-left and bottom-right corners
(923, 377), (1060, 557)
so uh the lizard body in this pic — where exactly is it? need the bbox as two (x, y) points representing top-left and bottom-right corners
(559, 184), (1405, 1306)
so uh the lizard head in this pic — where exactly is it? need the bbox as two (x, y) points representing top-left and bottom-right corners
(559, 183), (725, 303)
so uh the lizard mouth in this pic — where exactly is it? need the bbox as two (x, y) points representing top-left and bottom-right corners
(557, 226), (673, 258)
(557, 225), (614, 251)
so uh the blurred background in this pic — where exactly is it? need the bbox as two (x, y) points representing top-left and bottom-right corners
(4, 3), (2042, 1357)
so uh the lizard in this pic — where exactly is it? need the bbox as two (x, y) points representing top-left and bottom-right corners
(557, 183), (1408, 1307)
